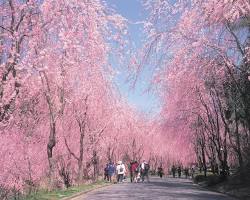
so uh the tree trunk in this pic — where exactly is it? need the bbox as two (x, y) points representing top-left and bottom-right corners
(92, 150), (98, 181)
(201, 145), (207, 177)
(47, 121), (56, 187)
(78, 124), (84, 181)
(235, 110), (243, 169)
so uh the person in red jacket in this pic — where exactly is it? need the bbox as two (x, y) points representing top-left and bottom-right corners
(129, 160), (139, 182)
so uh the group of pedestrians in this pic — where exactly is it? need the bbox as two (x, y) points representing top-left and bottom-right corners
(171, 165), (180, 178)
(104, 160), (127, 183)
(105, 162), (195, 182)
(104, 160), (151, 183)
(129, 160), (150, 183)
(171, 165), (195, 178)
(104, 162), (116, 182)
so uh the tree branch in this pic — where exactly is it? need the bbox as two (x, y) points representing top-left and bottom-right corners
(64, 137), (79, 161)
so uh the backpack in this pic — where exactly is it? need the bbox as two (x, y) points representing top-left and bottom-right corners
(119, 165), (124, 173)
(145, 163), (150, 171)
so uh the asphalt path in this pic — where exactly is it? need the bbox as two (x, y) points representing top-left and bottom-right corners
(71, 177), (236, 200)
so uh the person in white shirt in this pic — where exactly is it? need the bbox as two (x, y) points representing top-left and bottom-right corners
(116, 161), (126, 183)
(141, 160), (150, 182)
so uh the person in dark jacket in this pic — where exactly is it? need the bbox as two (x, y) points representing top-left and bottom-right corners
(177, 166), (182, 178)
(104, 164), (109, 181)
(171, 165), (176, 178)
(158, 166), (164, 178)
(184, 167), (189, 178)
(141, 160), (150, 182)
(108, 162), (115, 182)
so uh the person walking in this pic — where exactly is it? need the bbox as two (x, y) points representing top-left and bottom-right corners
(129, 160), (134, 183)
(108, 162), (115, 182)
(129, 160), (139, 183)
(184, 167), (189, 178)
(141, 160), (150, 182)
(133, 161), (140, 182)
(134, 163), (141, 182)
(116, 161), (126, 183)
(177, 166), (182, 178)
(104, 164), (109, 181)
(191, 167), (195, 179)
(158, 166), (164, 178)
(171, 165), (176, 178)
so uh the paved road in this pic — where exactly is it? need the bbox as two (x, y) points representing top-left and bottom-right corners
(72, 177), (236, 200)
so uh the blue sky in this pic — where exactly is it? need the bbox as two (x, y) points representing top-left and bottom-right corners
(106, 0), (161, 115)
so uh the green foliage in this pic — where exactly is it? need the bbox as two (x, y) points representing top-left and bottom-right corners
(24, 181), (109, 200)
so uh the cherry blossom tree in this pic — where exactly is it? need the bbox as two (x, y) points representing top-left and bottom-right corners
(142, 0), (250, 177)
(0, 0), (43, 124)
(0, 0), (131, 193)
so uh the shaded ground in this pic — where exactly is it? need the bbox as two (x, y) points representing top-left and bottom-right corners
(206, 176), (250, 200)
(71, 177), (237, 200)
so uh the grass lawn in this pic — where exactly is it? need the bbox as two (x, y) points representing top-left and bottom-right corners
(25, 180), (111, 200)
